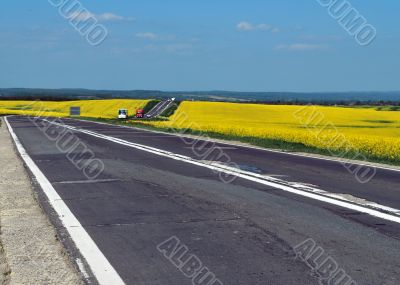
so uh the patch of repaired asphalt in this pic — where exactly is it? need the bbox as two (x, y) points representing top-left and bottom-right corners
(0, 118), (83, 285)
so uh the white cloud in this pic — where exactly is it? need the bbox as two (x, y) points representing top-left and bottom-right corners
(237, 21), (279, 33)
(136, 32), (158, 40)
(69, 11), (131, 22)
(69, 11), (92, 21)
(257, 24), (272, 31)
(237, 22), (254, 31)
(135, 33), (177, 42)
(97, 13), (126, 22)
(275, 43), (328, 51)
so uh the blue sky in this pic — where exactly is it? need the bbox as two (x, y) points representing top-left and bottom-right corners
(0, 0), (399, 92)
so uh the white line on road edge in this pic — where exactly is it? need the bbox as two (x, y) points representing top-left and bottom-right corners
(4, 117), (126, 285)
(66, 117), (400, 174)
(47, 119), (400, 225)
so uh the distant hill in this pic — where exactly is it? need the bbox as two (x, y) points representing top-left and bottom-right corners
(0, 88), (399, 104)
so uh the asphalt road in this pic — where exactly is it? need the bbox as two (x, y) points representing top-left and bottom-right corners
(145, 99), (174, 118)
(6, 116), (400, 285)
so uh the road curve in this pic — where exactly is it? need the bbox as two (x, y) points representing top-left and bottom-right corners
(6, 116), (400, 285)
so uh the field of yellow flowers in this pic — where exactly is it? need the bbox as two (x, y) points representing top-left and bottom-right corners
(0, 99), (148, 119)
(1, 100), (399, 163)
(143, 102), (400, 163)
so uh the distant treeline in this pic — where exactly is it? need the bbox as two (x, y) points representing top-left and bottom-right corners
(1, 88), (400, 105)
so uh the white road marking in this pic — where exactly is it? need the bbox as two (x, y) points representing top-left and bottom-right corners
(45, 118), (400, 224)
(66, 117), (400, 173)
(4, 117), (126, 285)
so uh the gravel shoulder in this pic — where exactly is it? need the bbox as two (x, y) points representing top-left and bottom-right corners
(0, 117), (83, 285)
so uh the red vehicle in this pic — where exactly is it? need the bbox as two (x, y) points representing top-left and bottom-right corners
(136, 109), (145, 118)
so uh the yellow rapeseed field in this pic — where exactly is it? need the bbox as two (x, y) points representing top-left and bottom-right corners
(1, 100), (399, 163)
(0, 99), (149, 119)
(143, 102), (400, 163)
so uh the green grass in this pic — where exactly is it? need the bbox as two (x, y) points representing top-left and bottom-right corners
(362, 120), (396, 124)
(160, 102), (180, 117)
(75, 116), (400, 166)
(142, 100), (161, 113)
(6, 106), (33, 110)
(342, 105), (400, 111)
(376, 106), (400, 111)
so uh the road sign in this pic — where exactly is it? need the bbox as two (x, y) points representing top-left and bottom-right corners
(70, 107), (81, 116)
